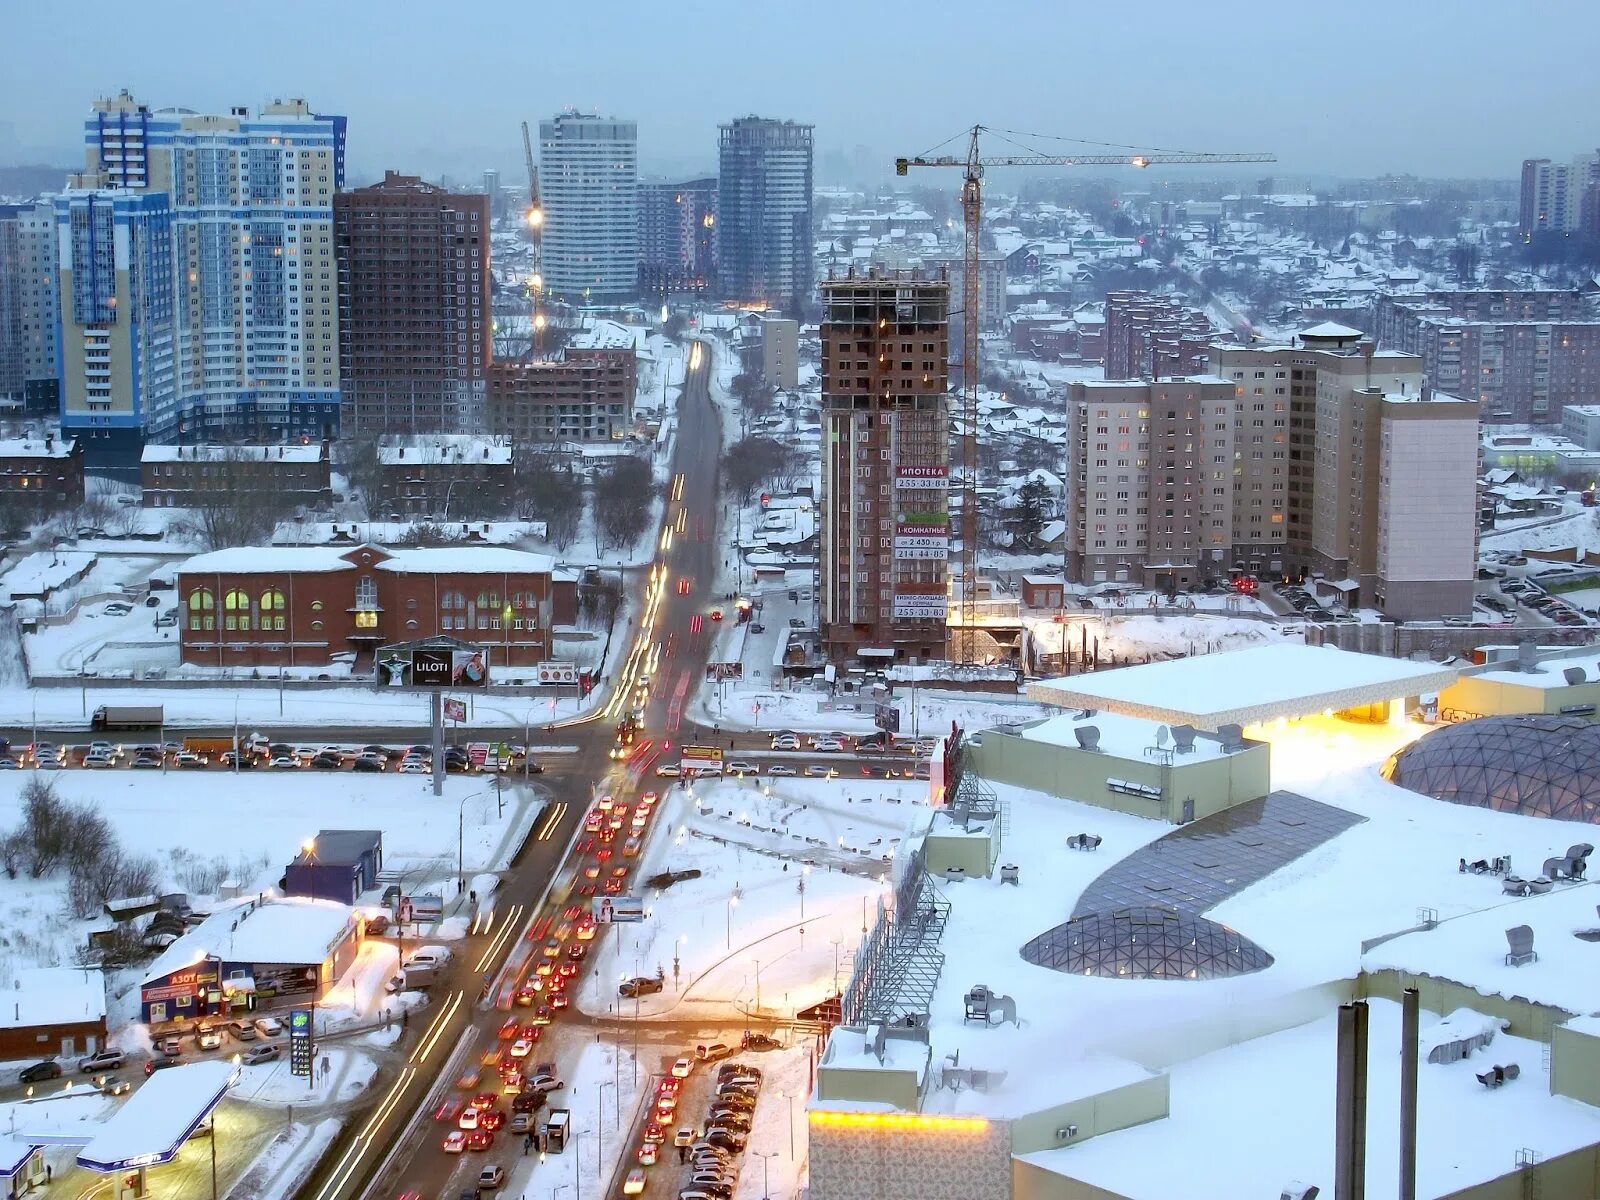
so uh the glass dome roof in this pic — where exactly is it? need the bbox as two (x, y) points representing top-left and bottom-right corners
(1020, 906), (1274, 981)
(1384, 714), (1600, 823)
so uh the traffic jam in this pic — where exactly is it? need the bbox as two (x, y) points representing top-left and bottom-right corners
(0, 733), (540, 774)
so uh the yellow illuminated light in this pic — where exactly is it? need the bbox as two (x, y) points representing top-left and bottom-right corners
(807, 1111), (989, 1133)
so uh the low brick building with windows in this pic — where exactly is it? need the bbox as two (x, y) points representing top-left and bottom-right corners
(373, 435), (513, 518)
(141, 443), (332, 508)
(485, 349), (636, 443)
(0, 433), (84, 509)
(176, 543), (573, 669)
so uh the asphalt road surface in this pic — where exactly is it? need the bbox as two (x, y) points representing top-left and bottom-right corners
(297, 339), (728, 1200)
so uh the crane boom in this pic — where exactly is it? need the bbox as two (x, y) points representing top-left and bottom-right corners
(896, 125), (1275, 665)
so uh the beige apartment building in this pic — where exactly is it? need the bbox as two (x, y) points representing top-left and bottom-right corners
(819, 269), (950, 661)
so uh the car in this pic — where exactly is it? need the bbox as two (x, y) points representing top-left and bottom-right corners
(655, 764), (681, 778)
(696, 1042), (733, 1062)
(655, 1092), (678, 1115)
(638, 1142), (660, 1166)
(604, 877), (626, 895)
(310, 754), (342, 770)
(478, 1165), (506, 1190)
(228, 1020), (257, 1042)
(803, 764), (837, 778)
(78, 1049), (126, 1073)
(510, 1038), (534, 1058)
(671, 1057), (693, 1078)
(526, 1073), (564, 1093)
(399, 760), (429, 774)
(159, 1035), (183, 1057)
(442, 1130), (467, 1153)
(750, 623), (765, 634)
(20, 1060), (61, 1084)
(511, 1090), (546, 1113)
(787, 617), (805, 628)
(352, 757), (384, 773)
(642, 1122), (666, 1145)
(557, 961), (579, 980)
(726, 761), (757, 777)
(458, 1107), (481, 1131)
(813, 738), (844, 752)
(0, 758), (17, 770)
(510, 1111), (534, 1134)
(465, 1129), (494, 1152)
(623, 1169), (648, 1196)
(479, 1109), (506, 1131)
(686, 1181), (733, 1199)
(709, 1109), (753, 1129)
(702, 1127), (746, 1150)
(678, 578), (692, 596)
(709, 609), (724, 621)
(244, 1044), (281, 1065)
(144, 1058), (180, 1077)
(716, 1063), (761, 1081)
(196, 1027), (223, 1051)
(542, 937), (563, 958)
(253, 1015), (284, 1038)
(766, 764), (796, 777)
(83, 752), (114, 769)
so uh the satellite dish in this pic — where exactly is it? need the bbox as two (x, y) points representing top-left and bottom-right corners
(1155, 726), (1170, 747)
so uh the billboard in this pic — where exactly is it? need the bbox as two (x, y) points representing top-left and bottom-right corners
(289, 1008), (313, 1078)
(592, 895), (645, 923)
(892, 593), (948, 620)
(894, 521), (950, 561)
(681, 745), (723, 763)
(895, 464), (948, 490)
(443, 698), (467, 723)
(537, 661), (578, 685)
(705, 662), (742, 681)
(377, 643), (489, 689)
(874, 704), (901, 733)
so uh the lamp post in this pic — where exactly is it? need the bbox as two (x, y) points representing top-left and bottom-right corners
(755, 1149), (779, 1200)
(597, 1079), (615, 1161)
(457, 788), (491, 896)
(779, 1090), (795, 1157)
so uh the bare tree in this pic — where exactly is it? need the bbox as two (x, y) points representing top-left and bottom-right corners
(514, 453), (585, 551)
(593, 457), (654, 555)
(173, 449), (297, 550)
(0, 831), (26, 880)
(21, 777), (67, 878)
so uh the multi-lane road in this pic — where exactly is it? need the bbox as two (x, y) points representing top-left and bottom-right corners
(297, 340), (731, 1200)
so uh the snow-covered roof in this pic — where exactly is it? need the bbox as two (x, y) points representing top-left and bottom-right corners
(0, 967), (105, 1030)
(1030, 1000), (1600, 1200)
(141, 444), (324, 464)
(73, 1061), (237, 1172)
(377, 436), (511, 466)
(178, 545), (555, 577)
(1015, 710), (1234, 762)
(0, 436), (75, 459)
(1299, 320), (1365, 339)
(142, 896), (353, 984)
(1363, 882), (1600, 1015)
(1029, 644), (1459, 730)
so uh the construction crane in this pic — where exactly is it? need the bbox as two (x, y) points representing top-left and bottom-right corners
(521, 120), (546, 359)
(896, 126), (1276, 665)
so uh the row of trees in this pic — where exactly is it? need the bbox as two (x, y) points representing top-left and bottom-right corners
(723, 436), (802, 503)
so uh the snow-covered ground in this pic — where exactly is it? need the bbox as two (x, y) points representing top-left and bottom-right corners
(504, 1038), (644, 1200)
(577, 774), (932, 1024)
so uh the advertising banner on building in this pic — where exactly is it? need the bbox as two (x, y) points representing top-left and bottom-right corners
(895, 465), (949, 490)
(592, 895), (645, 924)
(892, 593), (948, 620)
(894, 521), (950, 560)
(536, 661), (578, 685)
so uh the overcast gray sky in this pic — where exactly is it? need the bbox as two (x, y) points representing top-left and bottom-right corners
(4, 0), (1596, 184)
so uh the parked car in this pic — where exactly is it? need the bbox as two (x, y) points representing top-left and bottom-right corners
(228, 1020), (257, 1041)
(19, 1060), (60, 1084)
(244, 1044), (281, 1066)
(478, 1165), (506, 1190)
(77, 1049), (125, 1073)
(144, 1058), (180, 1077)
(253, 1017), (284, 1038)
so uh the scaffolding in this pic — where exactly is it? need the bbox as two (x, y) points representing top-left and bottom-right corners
(841, 841), (951, 1027)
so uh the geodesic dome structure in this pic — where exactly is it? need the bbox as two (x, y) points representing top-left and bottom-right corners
(1383, 714), (1600, 823)
(1020, 906), (1274, 981)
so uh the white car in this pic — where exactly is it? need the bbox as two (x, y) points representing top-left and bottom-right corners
(623, 1169), (647, 1196)
(510, 1038), (534, 1058)
(655, 764), (681, 778)
(770, 735), (800, 751)
(399, 760), (429, 774)
(671, 1056), (693, 1078)
(804, 764), (837, 778)
(271, 755), (299, 769)
(83, 752), (113, 769)
(813, 738), (844, 753)
(726, 761), (758, 777)
(766, 764), (797, 777)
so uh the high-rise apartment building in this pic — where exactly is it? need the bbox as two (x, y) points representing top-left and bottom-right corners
(1206, 324), (1479, 618)
(333, 172), (489, 435)
(482, 169), (502, 220)
(638, 178), (716, 297)
(1374, 290), (1600, 422)
(485, 349), (635, 443)
(1103, 291), (1216, 380)
(75, 90), (346, 449)
(718, 117), (814, 314)
(0, 201), (61, 415)
(819, 270), (950, 662)
(1520, 152), (1600, 237)
(52, 187), (175, 469)
(538, 113), (638, 303)
(923, 251), (1007, 361)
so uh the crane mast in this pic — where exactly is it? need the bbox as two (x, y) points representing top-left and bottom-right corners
(896, 126), (1275, 665)
(521, 120), (545, 359)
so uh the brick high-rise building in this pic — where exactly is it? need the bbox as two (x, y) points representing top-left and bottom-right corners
(819, 270), (950, 662)
(638, 178), (715, 298)
(1373, 290), (1600, 422)
(485, 349), (635, 443)
(334, 172), (489, 435)
(1103, 292), (1216, 380)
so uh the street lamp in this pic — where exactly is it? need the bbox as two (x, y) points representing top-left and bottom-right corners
(778, 1090), (795, 1157)
(457, 788), (494, 895)
(755, 1149), (779, 1200)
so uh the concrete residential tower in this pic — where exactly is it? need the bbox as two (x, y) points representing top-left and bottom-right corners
(718, 117), (814, 314)
(0, 201), (61, 415)
(75, 90), (346, 450)
(334, 172), (489, 435)
(820, 269), (950, 662)
(538, 113), (638, 303)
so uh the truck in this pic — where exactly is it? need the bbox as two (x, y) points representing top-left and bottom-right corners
(183, 736), (236, 757)
(91, 705), (163, 731)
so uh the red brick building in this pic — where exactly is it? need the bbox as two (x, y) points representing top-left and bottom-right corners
(0, 433), (84, 510)
(176, 543), (573, 669)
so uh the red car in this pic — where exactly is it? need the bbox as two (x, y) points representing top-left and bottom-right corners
(710, 609), (724, 621)
(465, 1130), (494, 1152)
(603, 878), (625, 895)
(498, 1017), (520, 1040)
(551, 994), (570, 1010)
(677, 578), (691, 596)
(567, 942), (588, 961)
(469, 1092), (499, 1111)
(479, 1110), (506, 1131)
(642, 1122), (666, 1144)
(557, 961), (579, 979)
(519, 1023), (542, 1041)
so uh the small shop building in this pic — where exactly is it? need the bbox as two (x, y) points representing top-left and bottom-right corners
(0, 966), (107, 1059)
(139, 896), (357, 1025)
(284, 830), (384, 906)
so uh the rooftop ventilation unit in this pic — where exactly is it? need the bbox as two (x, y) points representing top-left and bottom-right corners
(1074, 725), (1101, 751)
